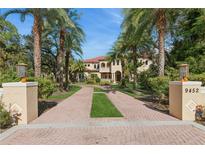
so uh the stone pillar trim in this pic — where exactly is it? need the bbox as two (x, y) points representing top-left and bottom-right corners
(2, 82), (38, 87)
(169, 81), (202, 86)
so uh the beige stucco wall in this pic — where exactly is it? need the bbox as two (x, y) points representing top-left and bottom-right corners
(83, 58), (152, 83)
(111, 60), (122, 74)
(2, 82), (38, 124)
(84, 72), (101, 79)
(137, 58), (152, 73)
(99, 61), (111, 73)
(169, 81), (205, 121)
(85, 62), (99, 71)
(169, 83), (183, 119)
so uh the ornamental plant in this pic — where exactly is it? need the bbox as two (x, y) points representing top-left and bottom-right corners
(0, 103), (13, 129)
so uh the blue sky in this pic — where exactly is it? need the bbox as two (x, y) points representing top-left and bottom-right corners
(0, 8), (123, 59)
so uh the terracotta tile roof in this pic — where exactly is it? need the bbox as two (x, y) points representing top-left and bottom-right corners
(83, 56), (106, 63)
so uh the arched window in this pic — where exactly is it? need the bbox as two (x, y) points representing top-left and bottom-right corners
(117, 60), (119, 65)
(145, 60), (148, 65)
(101, 63), (105, 68)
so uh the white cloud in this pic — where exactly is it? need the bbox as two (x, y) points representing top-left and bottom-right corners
(102, 8), (123, 25)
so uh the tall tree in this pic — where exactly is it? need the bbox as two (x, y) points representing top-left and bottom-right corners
(3, 8), (74, 78)
(64, 17), (85, 90)
(108, 36), (127, 87)
(123, 9), (178, 76)
(44, 9), (84, 90)
(4, 9), (45, 77)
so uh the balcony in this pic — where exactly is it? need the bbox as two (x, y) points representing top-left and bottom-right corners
(99, 62), (111, 73)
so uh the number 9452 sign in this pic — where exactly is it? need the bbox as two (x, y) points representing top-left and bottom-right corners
(184, 88), (199, 93)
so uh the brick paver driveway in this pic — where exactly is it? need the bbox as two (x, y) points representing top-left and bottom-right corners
(1, 86), (205, 145)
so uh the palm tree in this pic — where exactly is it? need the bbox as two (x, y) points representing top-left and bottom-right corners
(123, 9), (178, 76)
(3, 8), (74, 78)
(44, 9), (84, 90)
(3, 9), (45, 77)
(64, 26), (84, 89)
(108, 35), (127, 87)
(69, 59), (85, 82)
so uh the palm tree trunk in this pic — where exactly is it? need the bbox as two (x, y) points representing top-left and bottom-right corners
(132, 47), (137, 90)
(57, 28), (65, 90)
(157, 9), (166, 77)
(33, 13), (42, 77)
(64, 49), (70, 90)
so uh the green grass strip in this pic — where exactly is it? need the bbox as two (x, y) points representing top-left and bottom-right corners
(91, 93), (123, 117)
(48, 85), (81, 100)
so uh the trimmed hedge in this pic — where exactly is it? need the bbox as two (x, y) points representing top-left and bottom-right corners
(28, 77), (57, 99)
(100, 81), (111, 86)
(0, 70), (19, 87)
(86, 78), (96, 84)
(189, 73), (205, 86)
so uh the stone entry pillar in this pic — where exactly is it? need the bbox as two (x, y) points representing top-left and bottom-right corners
(2, 82), (38, 124)
(169, 81), (205, 121)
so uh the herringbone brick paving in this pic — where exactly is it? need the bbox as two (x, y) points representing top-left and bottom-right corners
(1, 86), (205, 145)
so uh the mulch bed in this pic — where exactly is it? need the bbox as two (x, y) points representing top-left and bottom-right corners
(38, 99), (63, 116)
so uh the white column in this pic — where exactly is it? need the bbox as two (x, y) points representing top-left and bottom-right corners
(113, 73), (116, 83)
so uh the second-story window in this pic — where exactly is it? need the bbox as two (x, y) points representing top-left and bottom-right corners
(145, 60), (148, 65)
(88, 64), (90, 67)
(113, 61), (115, 65)
(101, 63), (105, 68)
(94, 64), (96, 69)
(117, 60), (119, 65)
(97, 64), (99, 69)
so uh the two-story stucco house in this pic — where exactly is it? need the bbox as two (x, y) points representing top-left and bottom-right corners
(82, 56), (152, 83)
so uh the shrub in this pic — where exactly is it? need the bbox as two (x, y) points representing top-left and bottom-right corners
(138, 64), (158, 89)
(0, 103), (13, 129)
(185, 56), (198, 73)
(95, 76), (101, 83)
(100, 81), (111, 86)
(147, 76), (170, 100)
(90, 74), (100, 83)
(138, 71), (152, 89)
(28, 77), (57, 99)
(86, 79), (96, 84)
(37, 77), (57, 99)
(0, 70), (19, 87)
(189, 73), (205, 86)
(165, 66), (178, 80)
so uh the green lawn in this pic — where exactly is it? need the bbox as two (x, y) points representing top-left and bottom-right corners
(111, 83), (150, 99)
(90, 93), (123, 117)
(48, 85), (81, 100)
